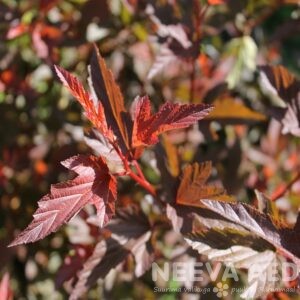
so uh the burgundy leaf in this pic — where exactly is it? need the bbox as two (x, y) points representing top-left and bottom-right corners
(70, 208), (153, 300)
(9, 155), (117, 246)
(89, 45), (133, 155)
(201, 199), (300, 266)
(132, 96), (213, 147)
(55, 245), (93, 289)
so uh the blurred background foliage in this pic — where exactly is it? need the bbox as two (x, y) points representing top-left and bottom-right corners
(0, 0), (300, 299)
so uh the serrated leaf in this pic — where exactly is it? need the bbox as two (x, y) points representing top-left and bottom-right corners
(185, 238), (283, 299)
(200, 199), (300, 266)
(177, 162), (232, 207)
(70, 239), (127, 300)
(168, 196), (300, 272)
(55, 65), (113, 140)
(9, 155), (117, 246)
(169, 198), (299, 298)
(89, 45), (133, 155)
(206, 97), (266, 124)
(132, 96), (213, 147)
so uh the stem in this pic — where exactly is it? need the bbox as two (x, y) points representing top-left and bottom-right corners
(111, 141), (156, 196)
(271, 171), (300, 201)
(189, 61), (196, 104)
(132, 160), (146, 181)
(189, 3), (208, 103)
(127, 168), (156, 196)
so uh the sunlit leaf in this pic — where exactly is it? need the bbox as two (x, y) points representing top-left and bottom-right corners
(9, 155), (117, 246)
(132, 96), (213, 147)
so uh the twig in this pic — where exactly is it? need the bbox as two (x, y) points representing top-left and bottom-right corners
(189, 61), (196, 103)
(111, 141), (157, 196)
(271, 171), (300, 201)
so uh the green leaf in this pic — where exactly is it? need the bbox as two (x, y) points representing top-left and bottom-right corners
(225, 36), (257, 89)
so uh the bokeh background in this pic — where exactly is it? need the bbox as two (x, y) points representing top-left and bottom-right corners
(1, 0), (300, 299)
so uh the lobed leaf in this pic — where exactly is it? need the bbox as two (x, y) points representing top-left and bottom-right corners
(9, 155), (117, 246)
(132, 96), (213, 147)
(177, 161), (232, 207)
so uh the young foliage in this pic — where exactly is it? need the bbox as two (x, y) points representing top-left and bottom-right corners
(9, 46), (212, 248)
(132, 96), (213, 147)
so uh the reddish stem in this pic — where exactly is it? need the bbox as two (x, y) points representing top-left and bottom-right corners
(271, 171), (300, 201)
(111, 141), (156, 196)
(189, 61), (196, 103)
(127, 168), (156, 196)
(132, 160), (146, 181)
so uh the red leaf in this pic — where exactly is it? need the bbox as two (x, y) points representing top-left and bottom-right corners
(54, 65), (113, 140)
(9, 155), (117, 246)
(132, 96), (213, 147)
(0, 273), (13, 300)
(89, 45), (133, 155)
